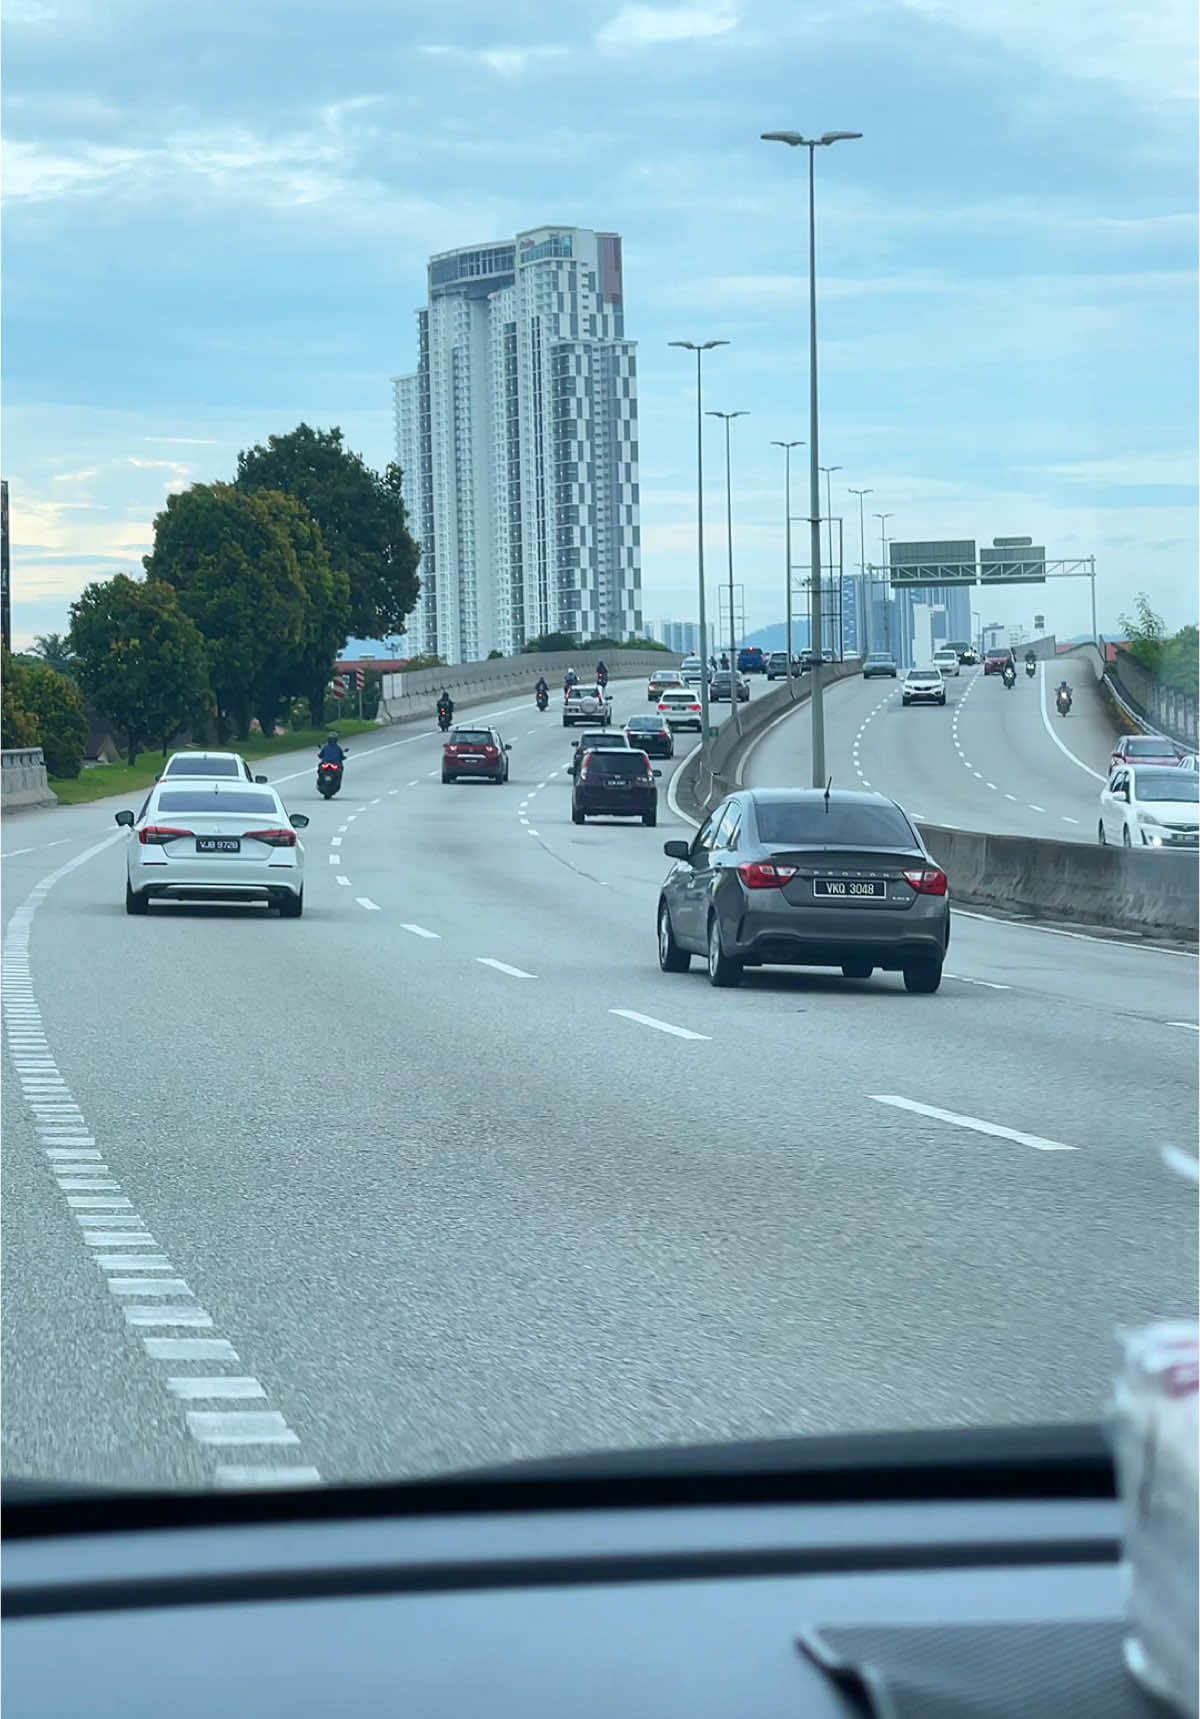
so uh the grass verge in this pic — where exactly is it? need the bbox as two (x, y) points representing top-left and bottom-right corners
(49, 721), (382, 806)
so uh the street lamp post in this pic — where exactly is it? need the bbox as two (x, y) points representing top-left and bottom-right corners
(669, 339), (728, 765)
(708, 411), (749, 733)
(772, 440), (803, 688)
(849, 487), (873, 654)
(874, 512), (893, 653)
(820, 465), (842, 658)
(762, 128), (861, 787)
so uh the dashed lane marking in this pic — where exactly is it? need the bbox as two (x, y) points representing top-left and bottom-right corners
(2, 835), (321, 1490)
(1029, 804), (1045, 813)
(870, 1094), (1077, 1152)
(335, 875), (351, 886)
(1166, 1021), (1200, 1032)
(401, 923), (440, 939)
(476, 957), (537, 979)
(355, 897), (381, 911)
(328, 854), (340, 865)
(945, 974), (1012, 990)
(609, 1009), (711, 1041)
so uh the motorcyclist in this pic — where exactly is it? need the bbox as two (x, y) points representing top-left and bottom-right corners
(535, 675), (549, 699)
(563, 667), (578, 692)
(720, 652), (729, 671)
(1056, 679), (1073, 704)
(1025, 649), (1037, 666)
(595, 659), (608, 687)
(436, 689), (454, 726)
(318, 733), (346, 767)
(1002, 660), (1017, 687)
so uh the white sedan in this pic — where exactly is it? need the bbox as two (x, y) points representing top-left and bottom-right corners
(658, 688), (705, 731)
(116, 779), (309, 915)
(1098, 765), (1199, 850)
(933, 648), (960, 677)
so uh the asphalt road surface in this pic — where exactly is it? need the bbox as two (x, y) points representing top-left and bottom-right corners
(744, 658), (1115, 841)
(3, 673), (1196, 1493)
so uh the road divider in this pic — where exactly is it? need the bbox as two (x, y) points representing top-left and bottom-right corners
(1, 748), (57, 811)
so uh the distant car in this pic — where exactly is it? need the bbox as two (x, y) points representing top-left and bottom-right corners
(902, 667), (946, 707)
(944, 640), (973, 665)
(442, 725), (512, 784)
(647, 668), (685, 703)
(658, 689), (705, 732)
(1098, 766), (1199, 849)
(569, 730), (631, 779)
(796, 650), (818, 672)
(655, 788), (950, 992)
(572, 748), (661, 827)
(623, 715), (675, 759)
(933, 649), (960, 678)
(959, 647), (979, 666)
(679, 656), (706, 685)
(115, 779), (309, 917)
(983, 647), (1015, 676)
(1109, 734), (1187, 772)
(159, 750), (266, 784)
(1178, 752), (1199, 772)
(765, 651), (800, 680)
(710, 670), (750, 703)
(737, 647), (766, 675)
(862, 653), (898, 679)
(562, 685), (612, 727)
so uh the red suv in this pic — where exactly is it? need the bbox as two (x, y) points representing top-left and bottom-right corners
(442, 726), (511, 784)
(983, 647), (1014, 675)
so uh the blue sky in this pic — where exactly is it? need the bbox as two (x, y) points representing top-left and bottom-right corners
(4, 0), (1196, 651)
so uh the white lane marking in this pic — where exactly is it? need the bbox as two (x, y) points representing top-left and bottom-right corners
(1, 838), (72, 860)
(1028, 804), (1045, 813)
(1005, 793), (1018, 801)
(609, 1008), (712, 1041)
(337, 824), (348, 834)
(1166, 1021), (1200, 1031)
(401, 923), (440, 939)
(870, 1094), (1076, 1152)
(519, 816), (529, 825)
(426, 769), (438, 777)
(388, 788), (399, 795)
(527, 828), (539, 836)
(328, 854), (340, 865)
(952, 907), (1198, 957)
(215, 1466), (323, 1489)
(336, 875), (351, 886)
(1038, 664), (1107, 781)
(369, 797), (381, 806)
(1163, 1145), (1200, 1182)
(986, 782), (997, 790)
(944, 974), (1012, 990)
(408, 779), (420, 787)
(537, 781), (547, 790)
(331, 836), (342, 847)
(1061, 816), (1080, 824)
(167, 1377), (267, 1400)
(476, 957), (536, 979)
(355, 897), (381, 911)
(2, 842), (320, 1490)
(186, 1411), (300, 1446)
(666, 737), (703, 828)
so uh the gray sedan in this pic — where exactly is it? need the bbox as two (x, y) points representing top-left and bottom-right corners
(656, 788), (950, 992)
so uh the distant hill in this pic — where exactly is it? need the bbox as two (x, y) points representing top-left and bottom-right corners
(742, 621), (812, 654)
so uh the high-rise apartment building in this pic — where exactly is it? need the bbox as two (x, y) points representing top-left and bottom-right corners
(393, 226), (641, 663)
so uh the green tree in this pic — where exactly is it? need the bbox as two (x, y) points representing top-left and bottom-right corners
(69, 574), (211, 765)
(235, 423), (421, 640)
(32, 632), (77, 678)
(1162, 624), (1199, 696)
(1, 647), (40, 748)
(525, 631), (579, 653)
(20, 664), (88, 778)
(486, 648), (504, 660)
(1118, 593), (1166, 675)
(249, 490), (351, 732)
(144, 483), (310, 739)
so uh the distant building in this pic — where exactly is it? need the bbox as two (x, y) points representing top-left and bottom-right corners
(654, 619), (709, 658)
(393, 226), (641, 663)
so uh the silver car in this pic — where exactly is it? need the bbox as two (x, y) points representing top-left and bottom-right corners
(656, 788), (950, 992)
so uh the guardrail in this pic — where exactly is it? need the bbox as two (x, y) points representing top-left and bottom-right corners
(1, 748), (58, 811)
(1106, 651), (1198, 751)
(377, 650), (677, 724)
(916, 822), (1198, 941)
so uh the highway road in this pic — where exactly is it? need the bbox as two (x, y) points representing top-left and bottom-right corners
(743, 657), (1115, 841)
(3, 672), (1197, 1493)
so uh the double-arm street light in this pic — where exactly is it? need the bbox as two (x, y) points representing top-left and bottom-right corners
(669, 339), (728, 759)
(820, 464), (843, 658)
(849, 487), (873, 653)
(761, 129), (861, 786)
(771, 440), (804, 687)
(874, 512), (893, 653)
(707, 410), (749, 733)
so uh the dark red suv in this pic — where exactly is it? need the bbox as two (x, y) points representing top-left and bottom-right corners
(983, 647), (1014, 675)
(442, 726), (511, 784)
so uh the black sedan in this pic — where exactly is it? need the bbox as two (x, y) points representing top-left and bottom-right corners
(573, 749), (661, 826)
(656, 788), (950, 992)
(623, 714), (675, 759)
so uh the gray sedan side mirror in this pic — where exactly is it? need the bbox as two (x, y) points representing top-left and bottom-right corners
(663, 839), (690, 860)
(504, 743), (512, 752)
(114, 810), (135, 827)
(289, 813), (310, 829)
(652, 769), (662, 778)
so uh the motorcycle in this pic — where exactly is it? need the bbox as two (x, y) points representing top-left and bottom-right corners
(1056, 690), (1073, 716)
(316, 753), (346, 798)
(1002, 668), (1017, 691)
(596, 668), (608, 690)
(1025, 661), (1037, 678)
(535, 688), (549, 712)
(437, 706), (453, 733)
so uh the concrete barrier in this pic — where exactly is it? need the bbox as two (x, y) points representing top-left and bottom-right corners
(1, 748), (58, 811)
(915, 823), (1197, 939)
(377, 650), (678, 725)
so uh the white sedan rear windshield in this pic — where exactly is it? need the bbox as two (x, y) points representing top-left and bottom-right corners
(662, 690), (697, 701)
(156, 789), (278, 816)
(164, 756), (242, 777)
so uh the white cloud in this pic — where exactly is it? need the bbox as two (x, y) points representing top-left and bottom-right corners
(418, 42), (566, 77)
(127, 457), (192, 476)
(1033, 453), (1198, 488)
(596, 4), (738, 49)
(51, 468), (99, 483)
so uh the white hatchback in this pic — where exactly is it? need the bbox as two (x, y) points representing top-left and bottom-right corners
(116, 779), (309, 915)
(1098, 765), (1199, 850)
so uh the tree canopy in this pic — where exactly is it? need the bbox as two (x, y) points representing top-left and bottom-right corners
(1, 646), (86, 776)
(69, 574), (210, 765)
(235, 423), (421, 640)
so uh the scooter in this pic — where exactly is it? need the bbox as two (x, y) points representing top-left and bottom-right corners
(1025, 661), (1037, 678)
(316, 753), (346, 798)
(1056, 690), (1072, 716)
(535, 688), (549, 712)
(1002, 668), (1017, 691)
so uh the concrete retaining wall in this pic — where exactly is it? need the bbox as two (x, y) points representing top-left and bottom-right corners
(915, 822), (1197, 939)
(2, 748), (58, 811)
(377, 650), (677, 725)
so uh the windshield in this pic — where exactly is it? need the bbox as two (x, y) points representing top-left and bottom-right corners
(1135, 771), (1199, 803)
(1127, 739), (1177, 757)
(2, 0), (1196, 1509)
